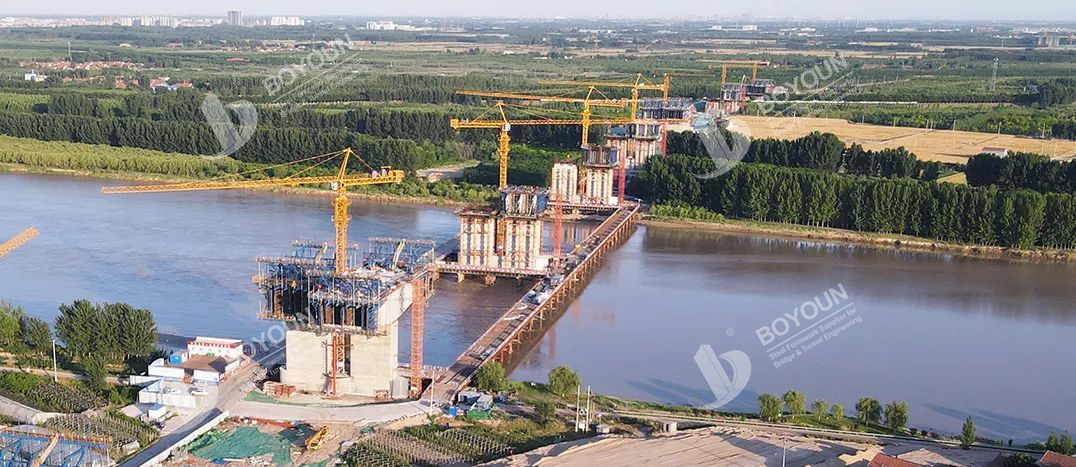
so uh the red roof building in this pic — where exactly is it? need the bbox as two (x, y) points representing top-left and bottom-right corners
(869, 453), (924, 467)
(1040, 451), (1076, 467)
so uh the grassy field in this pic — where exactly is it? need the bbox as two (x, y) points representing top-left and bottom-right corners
(735, 115), (1076, 163)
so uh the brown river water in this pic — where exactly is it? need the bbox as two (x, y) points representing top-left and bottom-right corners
(2, 173), (1073, 441)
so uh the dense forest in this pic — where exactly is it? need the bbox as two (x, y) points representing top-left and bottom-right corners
(666, 131), (949, 180)
(0, 109), (463, 170)
(964, 153), (1076, 193)
(462, 145), (570, 187)
(630, 154), (1076, 249)
(0, 89), (599, 170)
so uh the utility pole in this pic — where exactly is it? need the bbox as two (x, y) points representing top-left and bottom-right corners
(51, 339), (57, 382)
(990, 57), (998, 92)
(782, 436), (787, 467)
(427, 384), (434, 415)
(574, 385), (581, 432)
(585, 386), (592, 430)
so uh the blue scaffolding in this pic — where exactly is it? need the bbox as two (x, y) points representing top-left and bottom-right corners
(0, 429), (110, 467)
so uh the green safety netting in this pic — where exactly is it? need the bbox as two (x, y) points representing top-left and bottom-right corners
(188, 426), (293, 464)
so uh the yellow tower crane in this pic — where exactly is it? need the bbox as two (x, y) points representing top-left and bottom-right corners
(456, 89), (629, 257)
(702, 60), (772, 85)
(103, 148), (406, 396)
(102, 148), (403, 274)
(449, 101), (633, 189)
(656, 71), (714, 98)
(455, 88), (628, 148)
(451, 101), (634, 252)
(0, 227), (39, 260)
(538, 73), (668, 119)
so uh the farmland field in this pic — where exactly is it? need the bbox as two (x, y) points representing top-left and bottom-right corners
(734, 115), (1076, 163)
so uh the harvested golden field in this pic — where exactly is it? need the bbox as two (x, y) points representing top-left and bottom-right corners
(733, 115), (1076, 163)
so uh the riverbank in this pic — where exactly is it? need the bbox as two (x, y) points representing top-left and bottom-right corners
(641, 215), (1076, 264)
(0, 163), (483, 209)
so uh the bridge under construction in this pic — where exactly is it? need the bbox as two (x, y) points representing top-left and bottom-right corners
(425, 201), (639, 403)
(98, 74), (669, 406)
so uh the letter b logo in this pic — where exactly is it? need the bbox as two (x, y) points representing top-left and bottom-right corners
(200, 94), (258, 159)
(695, 345), (752, 410)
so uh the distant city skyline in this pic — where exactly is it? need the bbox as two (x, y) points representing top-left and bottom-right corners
(4, 0), (1076, 22)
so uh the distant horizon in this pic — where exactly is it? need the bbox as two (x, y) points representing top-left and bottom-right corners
(4, 13), (1076, 23)
(3, 0), (1076, 23)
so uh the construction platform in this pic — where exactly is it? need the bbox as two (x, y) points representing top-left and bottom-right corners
(424, 201), (640, 403)
(255, 238), (435, 398)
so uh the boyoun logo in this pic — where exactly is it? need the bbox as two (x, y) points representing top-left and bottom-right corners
(200, 94), (258, 159)
(755, 284), (849, 346)
(694, 345), (752, 410)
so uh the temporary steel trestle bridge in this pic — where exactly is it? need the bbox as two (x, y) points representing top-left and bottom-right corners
(424, 201), (639, 403)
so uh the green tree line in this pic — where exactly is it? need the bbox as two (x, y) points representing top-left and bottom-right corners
(462, 145), (569, 187)
(56, 300), (157, 362)
(631, 154), (1076, 249)
(0, 109), (462, 170)
(667, 130), (947, 180)
(965, 152), (1076, 194)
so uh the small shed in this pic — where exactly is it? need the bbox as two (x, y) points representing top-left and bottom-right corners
(146, 403), (167, 420)
(981, 147), (1009, 157)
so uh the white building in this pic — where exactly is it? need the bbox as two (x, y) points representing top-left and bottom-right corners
(270, 16), (303, 26)
(366, 20), (398, 30)
(187, 336), (244, 360)
(226, 10), (243, 26)
(137, 380), (196, 408)
(135, 16), (176, 27)
(23, 71), (46, 82)
(141, 336), (244, 387)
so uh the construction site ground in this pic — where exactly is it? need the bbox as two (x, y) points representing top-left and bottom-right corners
(232, 396), (431, 424)
(480, 426), (1010, 467)
(163, 417), (363, 466)
(244, 389), (384, 407)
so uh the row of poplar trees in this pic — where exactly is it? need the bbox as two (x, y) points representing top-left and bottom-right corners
(633, 154), (1076, 249)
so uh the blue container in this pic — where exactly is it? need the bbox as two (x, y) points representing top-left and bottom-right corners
(168, 354), (182, 365)
(448, 406), (459, 417)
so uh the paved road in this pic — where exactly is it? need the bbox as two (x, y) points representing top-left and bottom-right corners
(120, 352), (271, 466)
(119, 408), (223, 467)
(230, 399), (430, 423)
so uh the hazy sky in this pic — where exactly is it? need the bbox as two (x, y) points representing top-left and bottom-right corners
(5, 0), (1074, 21)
